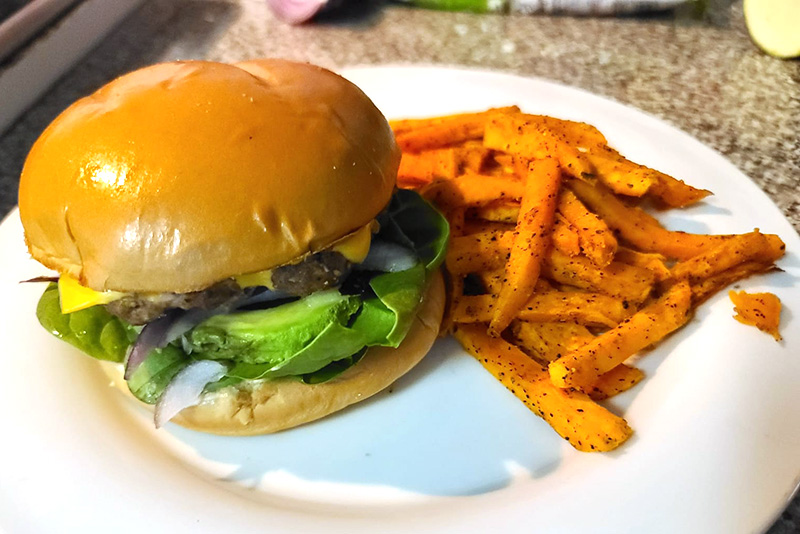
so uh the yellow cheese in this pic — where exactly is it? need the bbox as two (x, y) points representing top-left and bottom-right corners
(58, 274), (126, 314)
(234, 221), (374, 289)
(330, 222), (373, 264)
(233, 268), (275, 290)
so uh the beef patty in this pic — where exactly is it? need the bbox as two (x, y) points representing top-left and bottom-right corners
(271, 251), (352, 297)
(105, 251), (352, 325)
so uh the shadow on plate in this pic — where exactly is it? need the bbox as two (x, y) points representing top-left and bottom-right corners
(163, 337), (565, 498)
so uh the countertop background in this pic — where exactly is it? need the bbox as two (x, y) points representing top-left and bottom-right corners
(0, 0), (798, 531)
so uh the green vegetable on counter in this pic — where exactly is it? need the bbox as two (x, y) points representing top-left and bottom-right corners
(395, 0), (507, 13)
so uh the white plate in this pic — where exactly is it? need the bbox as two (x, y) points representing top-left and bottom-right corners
(1, 66), (799, 534)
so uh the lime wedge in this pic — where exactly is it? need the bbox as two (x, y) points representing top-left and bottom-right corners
(744, 0), (800, 58)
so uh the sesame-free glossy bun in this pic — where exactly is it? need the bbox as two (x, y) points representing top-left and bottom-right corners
(19, 59), (399, 293)
(101, 271), (444, 435)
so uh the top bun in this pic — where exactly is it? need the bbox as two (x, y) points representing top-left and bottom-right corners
(19, 59), (399, 293)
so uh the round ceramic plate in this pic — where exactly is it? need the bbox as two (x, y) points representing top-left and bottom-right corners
(1, 66), (798, 534)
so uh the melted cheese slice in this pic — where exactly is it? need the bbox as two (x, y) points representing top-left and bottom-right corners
(234, 222), (374, 289)
(59, 274), (126, 314)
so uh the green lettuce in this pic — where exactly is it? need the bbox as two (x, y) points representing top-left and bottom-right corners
(200, 262), (426, 382)
(36, 284), (135, 363)
(35, 190), (449, 404)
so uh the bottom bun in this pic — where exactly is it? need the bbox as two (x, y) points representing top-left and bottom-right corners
(101, 271), (444, 435)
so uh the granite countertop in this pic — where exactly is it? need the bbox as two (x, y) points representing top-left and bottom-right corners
(0, 0), (798, 531)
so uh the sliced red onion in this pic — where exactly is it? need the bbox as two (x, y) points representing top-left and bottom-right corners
(267, 0), (328, 24)
(125, 308), (214, 378)
(356, 241), (419, 273)
(154, 360), (227, 428)
(125, 310), (182, 379)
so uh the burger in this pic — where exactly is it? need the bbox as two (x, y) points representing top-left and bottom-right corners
(18, 59), (448, 435)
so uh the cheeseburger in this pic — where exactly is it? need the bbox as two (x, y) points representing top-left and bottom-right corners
(19, 59), (448, 435)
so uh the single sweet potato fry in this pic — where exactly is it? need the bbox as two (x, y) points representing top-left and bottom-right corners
(647, 172), (712, 208)
(446, 230), (515, 274)
(490, 158), (561, 335)
(588, 365), (645, 401)
(519, 114), (608, 149)
(397, 149), (457, 184)
(454, 324), (633, 452)
(395, 107), (520, 152)
(551, 214), (581, 258)
(452, 291), (631, 329)
(671, 231), (785, 283)
(690, 261), (777, 306)
(586, 146), (656, 197)
(470, 200), (521, 224)
(390, 106), (520, 136)
(729, 290), (782, 341)
(427, 173), (525, 208)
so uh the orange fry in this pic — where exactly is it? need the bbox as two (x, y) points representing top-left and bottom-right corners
(489, 158), (561, 335)
(568, 179), (729, 260)
(426, 173), (525, 208)
(397, 149), (457, 184)
(461, 219), (514, 236)
(647, 172), (711, 208)
(519, 114), (608, 149)
(589, 364), (645, 401)
(552, 214), (582, 257)
(389, 106), (520, 136)
(558, 188), (617, 267)
(454, 324), (632, 452)
(446, 230), (514, 274)
(470, 200), (520, 224)
(511, 321), (595, 363)
(483, 113), (593, 179)
(614, 247), (672, 282)
(729, 290), (782, 341)
(453, 291), (632, 329)
(586, 146), (656, 197)
(691, 261), (777, 306)
(549, 281), (692, 391)
(395, 107), (519, 152)
(671, 230), (785, 283)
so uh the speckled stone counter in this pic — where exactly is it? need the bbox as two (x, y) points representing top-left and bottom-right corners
(0, 0), (798, 531)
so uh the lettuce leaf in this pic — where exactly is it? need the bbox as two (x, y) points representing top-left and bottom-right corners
(36, 284), (135, 363)
(378, 189), (449, 273)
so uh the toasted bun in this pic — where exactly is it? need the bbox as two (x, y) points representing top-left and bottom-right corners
(101, 271), (444, 435)
(19, 59), (399, 293)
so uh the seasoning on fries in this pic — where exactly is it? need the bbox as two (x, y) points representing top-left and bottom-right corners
(392, 106), (786, 452)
